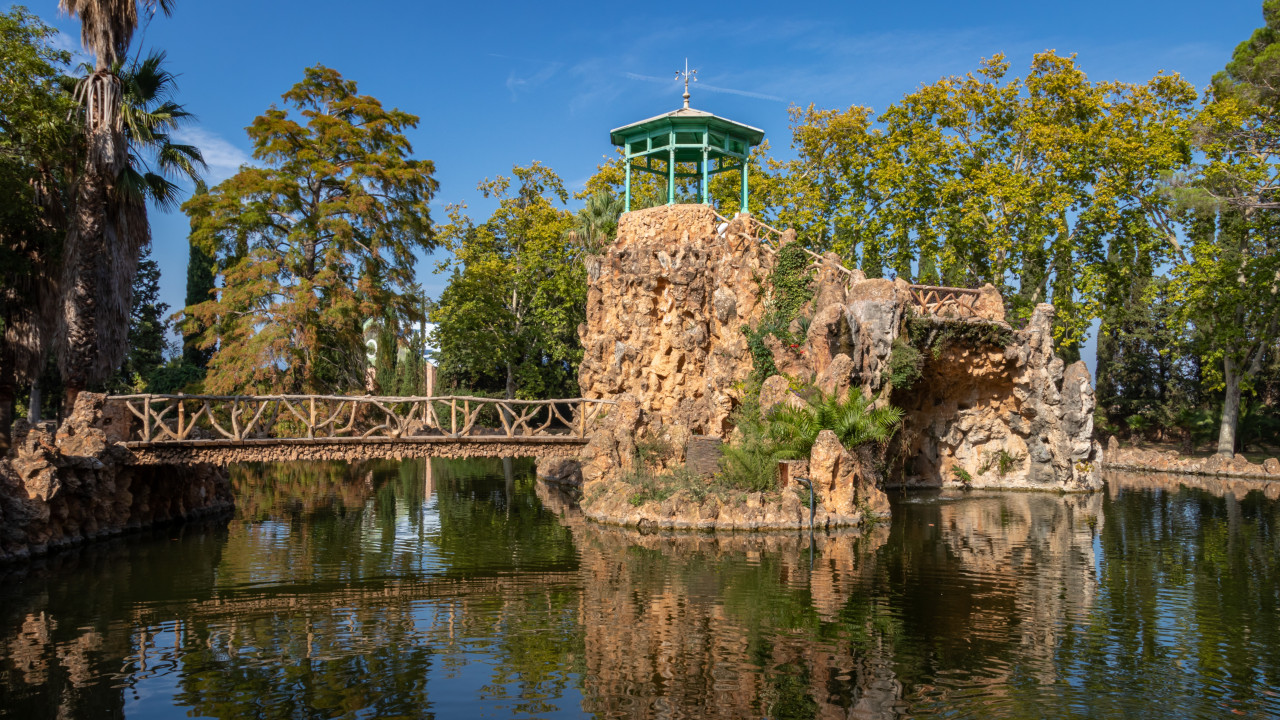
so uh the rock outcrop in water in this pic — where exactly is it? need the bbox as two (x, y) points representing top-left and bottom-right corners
(578, 205), (775, 436)
(0, 393), (233, 563)
(572, 204), (1101, 497)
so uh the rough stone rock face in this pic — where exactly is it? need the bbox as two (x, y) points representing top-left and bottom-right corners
(889, 305), (1102, 491)
(575, 202), (1101, 497)
(578, 205), (773, 437)
(807, 430), (890, 517)
(0, 393), (233, 563)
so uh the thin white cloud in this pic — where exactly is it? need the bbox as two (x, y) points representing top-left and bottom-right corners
(623, 71), (785, 104)
(172, 127), (251, 182)
(502, 58), (564, 101)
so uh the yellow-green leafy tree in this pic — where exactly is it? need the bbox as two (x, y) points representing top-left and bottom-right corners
(772, 53), (1197, 357)
(184, 66), (437, 394)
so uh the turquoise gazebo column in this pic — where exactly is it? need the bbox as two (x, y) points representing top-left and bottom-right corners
(701, 147), (710, 204)
(667, 147), (676, 205)
(609, 89), (763, 214)
(624, 155), (632, 212)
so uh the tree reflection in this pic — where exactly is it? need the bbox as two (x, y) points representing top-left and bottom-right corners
(1, 466), (1279, 719)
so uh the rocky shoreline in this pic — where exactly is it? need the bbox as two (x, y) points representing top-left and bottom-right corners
(1102, 438), (1280, 481)
(0, 394), (233, 563)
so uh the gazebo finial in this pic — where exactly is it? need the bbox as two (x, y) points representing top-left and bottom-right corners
(676, 59), (697, 109)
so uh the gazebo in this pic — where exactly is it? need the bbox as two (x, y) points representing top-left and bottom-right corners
(609, 76), (764, 213)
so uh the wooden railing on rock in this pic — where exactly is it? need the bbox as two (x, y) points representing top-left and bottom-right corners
(713, 211), (858, 281)
(713, 212), (997, 322)
(106, 394), (614, 447)
(907, 285), (983, 320)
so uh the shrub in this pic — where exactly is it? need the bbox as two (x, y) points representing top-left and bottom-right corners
(767, 388), (904, 460)
(883, 338), (923, 391)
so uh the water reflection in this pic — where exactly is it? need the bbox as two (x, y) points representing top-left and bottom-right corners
(0, 463), (1276, 718)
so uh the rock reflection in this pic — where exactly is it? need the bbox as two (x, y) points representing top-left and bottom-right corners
(1105, 467), (1280, 502)
(570, 522), (899, 719)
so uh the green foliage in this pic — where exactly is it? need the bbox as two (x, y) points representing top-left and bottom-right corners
(564, 190), (622, 253)
(883, 338), (923, 390)
(1094, 273), (1203, 441)
(716, 390), (783, 493)
(767, 388), (904, 460)
(110, 50), (207, 210)
(952, 466), (974, 488)
(0, 6), (77, 419)
(184, 65), (437, 395)
(772, 52), (1197, 351)
(905, 315), (1016, 360)
(108, 246), (170, 392)
(991, 449), (1024, 478)
(713, 386), (904, 495)
(744, 242), (815, 382)
(431, 162), (581, 400)
(181, 208), (215, 371)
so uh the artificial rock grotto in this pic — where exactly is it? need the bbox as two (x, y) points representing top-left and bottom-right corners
(554, 204), (1102, 531)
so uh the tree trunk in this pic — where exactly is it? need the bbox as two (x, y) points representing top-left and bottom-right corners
(58, 80), (142, 410)
(0, 387), (12, 452)
(28, 378), (41, 423)
(505, 361), (515, 401)
(1217, 355), (1242, 456)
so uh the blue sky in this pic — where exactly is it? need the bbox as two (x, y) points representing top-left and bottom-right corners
(26, 0), (1269, 369)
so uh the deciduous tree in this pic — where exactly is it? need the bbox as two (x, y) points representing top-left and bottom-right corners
(1178, 0), (1280, 455)
(431, 162), (579, 399)
(774, 53), (1197, 353)
(185, 66), (438, 394)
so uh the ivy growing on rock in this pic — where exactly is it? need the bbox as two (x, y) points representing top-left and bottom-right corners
(904, 314), (1016, 360)
(744, 243), (816, 382)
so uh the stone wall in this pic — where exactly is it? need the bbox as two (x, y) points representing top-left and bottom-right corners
(0, 394), (233, 563)
(125, 437), (585, 466)
(1102, 438), (1280, 480)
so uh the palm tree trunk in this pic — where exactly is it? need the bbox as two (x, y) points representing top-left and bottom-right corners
(58, 118), (146, 407)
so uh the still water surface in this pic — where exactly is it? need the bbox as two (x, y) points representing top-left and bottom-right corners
(1, 459), (1278, 719)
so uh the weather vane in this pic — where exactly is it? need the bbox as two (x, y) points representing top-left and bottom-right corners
(676, 59), (697, 109)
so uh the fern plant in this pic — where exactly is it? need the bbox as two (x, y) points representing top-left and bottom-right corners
(767, 389), (904, 460)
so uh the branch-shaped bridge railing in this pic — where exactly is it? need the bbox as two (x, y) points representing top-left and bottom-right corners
(907, 285), (983, 319)
(106, 394), (615, 446)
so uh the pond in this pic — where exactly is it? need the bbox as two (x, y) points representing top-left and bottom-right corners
(1, 460), (1277, 719)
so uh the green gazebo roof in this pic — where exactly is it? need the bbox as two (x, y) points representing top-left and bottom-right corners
(609, 103), (765, 212)
(609, 107), (765, 153)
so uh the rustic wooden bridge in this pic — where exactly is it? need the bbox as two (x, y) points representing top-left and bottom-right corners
(104, 394), (614, 466)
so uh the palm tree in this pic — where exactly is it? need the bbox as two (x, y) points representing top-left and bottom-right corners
(767, 389), (904, 460)
(56, 0), (200, 405)
(565, 191), (623, 253)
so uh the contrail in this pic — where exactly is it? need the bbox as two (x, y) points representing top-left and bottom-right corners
(624, 72), (784, 102)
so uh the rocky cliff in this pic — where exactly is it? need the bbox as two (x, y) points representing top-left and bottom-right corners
(575, 203), (1101, 494)
(578, 205), (774, 436)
